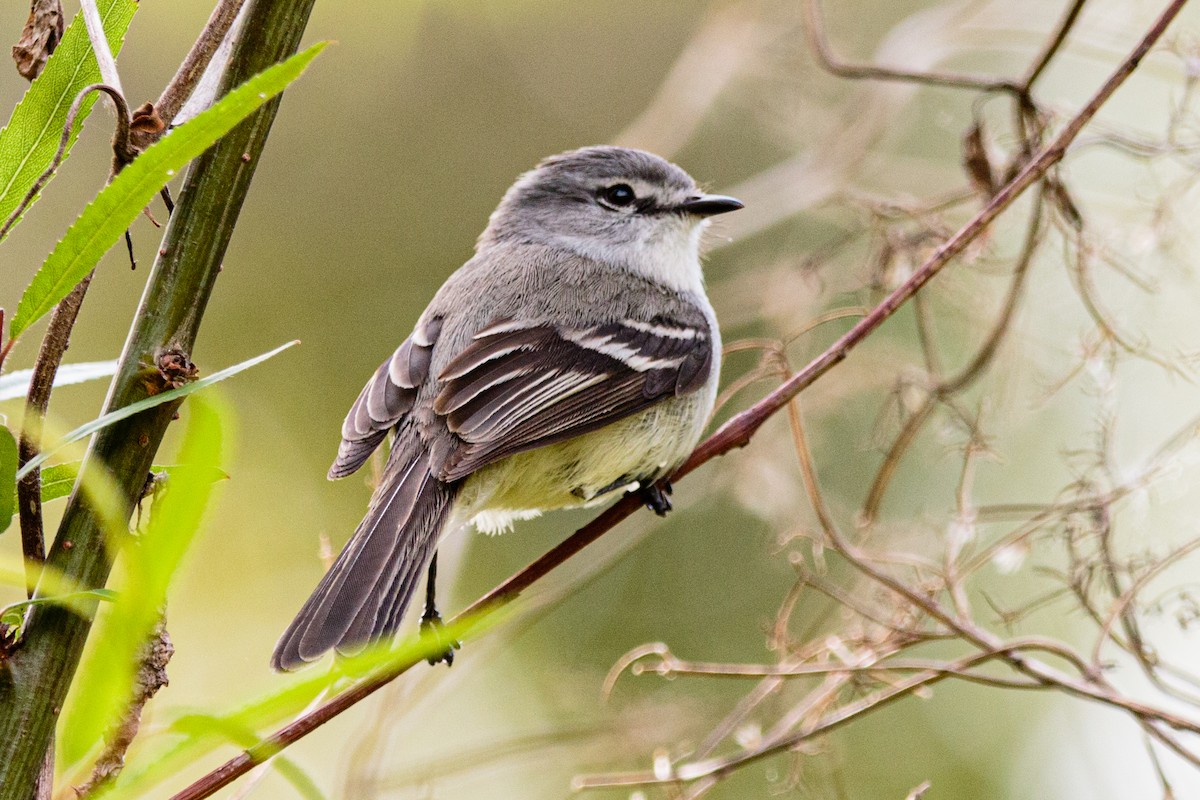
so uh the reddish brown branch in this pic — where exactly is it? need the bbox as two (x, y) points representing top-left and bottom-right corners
(17, 276), (94, 595)
(133, 0), (246, 150)
(11, 80), (133, 594)
(169, 2), (1188, 797)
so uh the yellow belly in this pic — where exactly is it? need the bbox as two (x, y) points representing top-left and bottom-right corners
(457, 399), (705, 534)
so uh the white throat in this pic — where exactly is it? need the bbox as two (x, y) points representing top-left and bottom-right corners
(558, 219), (708, 296)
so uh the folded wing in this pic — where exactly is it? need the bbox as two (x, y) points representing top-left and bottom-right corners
(433, 315), (713, 482)
(328, 316), (443, 479)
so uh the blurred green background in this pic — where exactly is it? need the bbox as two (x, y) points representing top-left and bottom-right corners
(6, 0), (1200, 797)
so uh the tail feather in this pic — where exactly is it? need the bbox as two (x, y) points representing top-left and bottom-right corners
(272, 435), (456, 671)
(340, 457), (452, 649)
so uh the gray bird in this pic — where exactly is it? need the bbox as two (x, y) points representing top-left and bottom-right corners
(272, 146), (743, 671)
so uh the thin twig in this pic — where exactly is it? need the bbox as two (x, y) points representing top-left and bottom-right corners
(803, 0), (1023, 97)
(687, 0), (1179, 476)
(575, 632), (1200, 790)
(1023, 0), (1090, 90)
(573, 645), (1047, 789)
(862, 189), (1045, 521)
(14, 78), (136, 592)
(0, 83), (129, 242)
(1092, 536), (1200, 666)
(784, 383), (838, 545)
(17, 277), (94, 595)
(861, 394), (936, 523)
(146, 0), (247, 136)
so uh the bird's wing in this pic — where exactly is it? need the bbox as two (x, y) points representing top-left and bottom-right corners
(431, 314), (714, 482)
(328, 316), (444, 479)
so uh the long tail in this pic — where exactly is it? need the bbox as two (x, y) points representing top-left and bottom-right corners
(272, 431), (457, 671)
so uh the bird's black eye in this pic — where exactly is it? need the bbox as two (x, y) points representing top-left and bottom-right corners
(599, 183), (636, 208)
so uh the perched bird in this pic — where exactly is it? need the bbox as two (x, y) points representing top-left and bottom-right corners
(272, 146), (743, 671)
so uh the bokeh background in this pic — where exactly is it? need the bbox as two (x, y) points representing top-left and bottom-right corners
(6, 0), (1200, 797)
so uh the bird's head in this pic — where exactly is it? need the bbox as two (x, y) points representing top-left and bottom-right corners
(480, 146), (743, 292)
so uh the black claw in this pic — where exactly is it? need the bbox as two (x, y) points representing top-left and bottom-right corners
(420, 605), (461, 667)
(420, 550), (458, 666)
(639, 482), (673, 516)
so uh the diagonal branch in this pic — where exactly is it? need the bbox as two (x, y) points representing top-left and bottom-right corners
(167, 1), (1191, 797)
(690, 0), (1179, 470)
(17, 276), (94, 595)
(134, 0), (247, 152)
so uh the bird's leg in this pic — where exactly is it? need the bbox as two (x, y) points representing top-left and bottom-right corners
(638, 479), (673, 516)
(420, 550), (460, 666)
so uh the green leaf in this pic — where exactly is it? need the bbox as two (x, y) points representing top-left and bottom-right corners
(0, 588), (116, 634)
(35, 462), (81, 502)
(15, 340), (297, 480)
(0, 427), (15, 535)
(7, 460), (229, 511)
(9, 41), (328, 338)
(61, 395), (226, 768)
(0, 358), (118, 401)
(0, 0), (138, 240)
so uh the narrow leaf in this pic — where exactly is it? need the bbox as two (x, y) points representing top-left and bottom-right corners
(0, 428), (15, 535)
(0, 358), (118, 402)
(61, 395), (225, 767)
(7, 460), (229, 511)
(37, 461), (82, 503)
(161, 716), (327, 800)
(1, 587), (116, 632)
(15, 340), (296, 480)
(0, 0), (137, 239)
(10, 41), (327, 338)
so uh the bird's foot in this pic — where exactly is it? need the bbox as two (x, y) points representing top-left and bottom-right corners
(420, 604), (460, 667)
(639, 480), (673, 516)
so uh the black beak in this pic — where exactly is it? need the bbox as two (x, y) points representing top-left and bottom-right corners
(677, 193), (744, 217)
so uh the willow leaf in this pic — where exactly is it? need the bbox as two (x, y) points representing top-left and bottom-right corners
(0, 0), (138, 239)
(10, 41), (327, 338)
